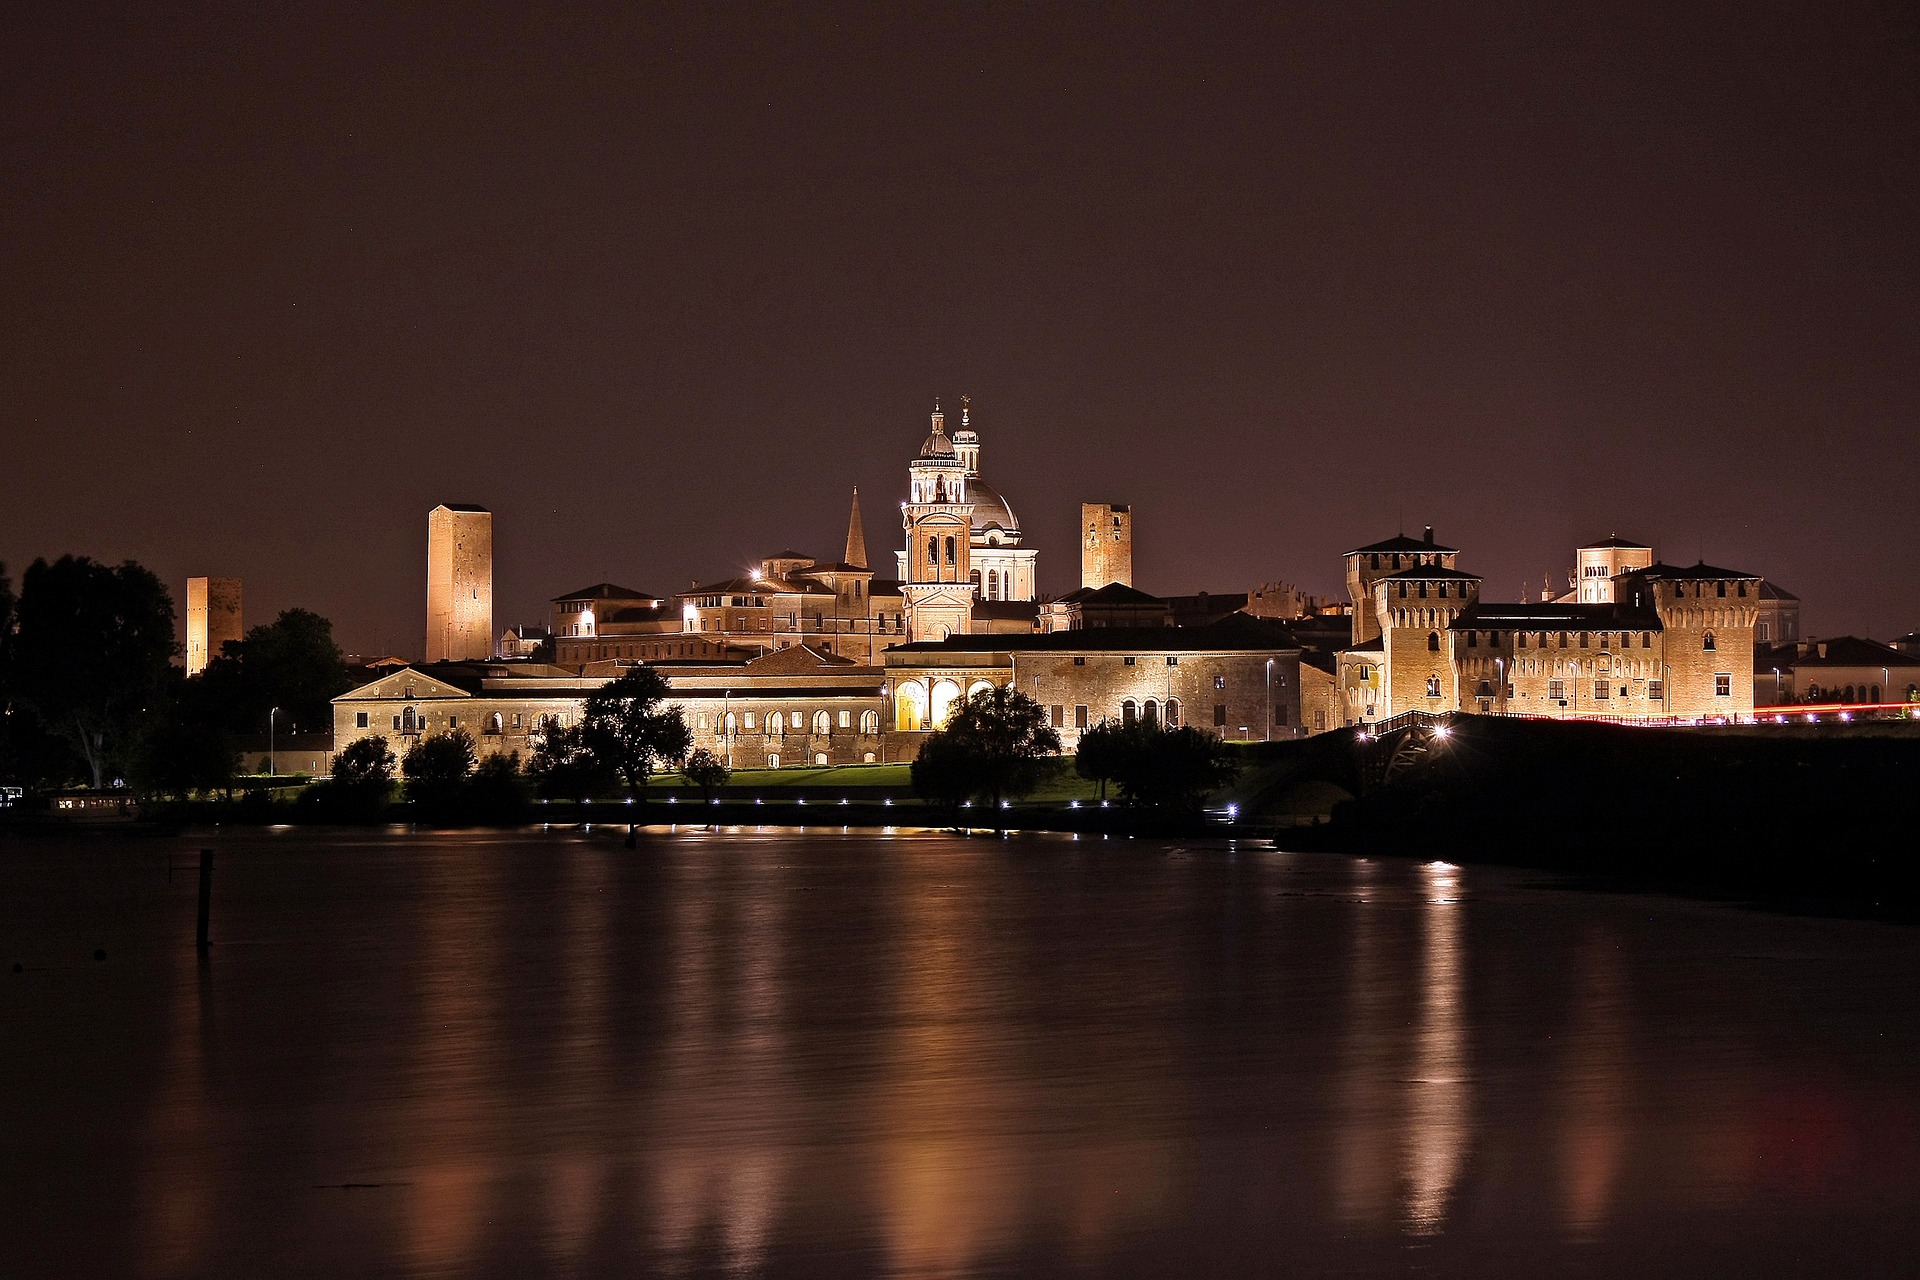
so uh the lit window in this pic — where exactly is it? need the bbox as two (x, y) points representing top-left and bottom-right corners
(1213, 675), (1226, 690)
(1715, 673), (1731, 697)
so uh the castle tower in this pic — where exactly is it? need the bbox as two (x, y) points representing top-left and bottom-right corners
(426, 504), (493, 662)
(900, 405), (976, 642)
(1373, 560), (1482, 715)
(185, 576), (243, 676)
(1080, 503), (1133, 589)
(1574, 535), (1654, 604)
(844, 487), (868, 569)
(1343, 527), (1457, 645)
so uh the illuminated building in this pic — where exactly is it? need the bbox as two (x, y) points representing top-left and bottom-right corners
(426, 504), (493, 662)
(184, 575), (242, 676)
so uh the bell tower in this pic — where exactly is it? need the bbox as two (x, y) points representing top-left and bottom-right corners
(901, 403), (977, 642)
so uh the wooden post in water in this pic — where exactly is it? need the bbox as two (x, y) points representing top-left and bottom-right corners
(195, 848), (213, 952)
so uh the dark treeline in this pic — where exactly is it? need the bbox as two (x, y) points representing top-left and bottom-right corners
(0, 556), (352, 795)
(1292, 716), (1920, 909)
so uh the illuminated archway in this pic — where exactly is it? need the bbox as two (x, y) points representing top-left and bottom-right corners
(931, 679), (962, 726)
(895, 681), (928, 731)
(966, 679), (995, 702)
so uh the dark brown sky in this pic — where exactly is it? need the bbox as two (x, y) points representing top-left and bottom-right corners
(4, 3), (1916, 655)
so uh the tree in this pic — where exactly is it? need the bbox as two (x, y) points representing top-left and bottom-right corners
(683, 747), (731, 803)
(1113, 724), (1240, 809)
(527, 722), (620, 799)
(468, 750), (531, 824)
(332, 735), (397, 791)
(580, 667), (692, 800)
(10, 556), (176, 788)
(403, 729), (476, 815)
(1073, 719), (1129, 802)
(911, 685), (1061, 816)
(196, 607), (352, 735)
(133, 712), (239, 800)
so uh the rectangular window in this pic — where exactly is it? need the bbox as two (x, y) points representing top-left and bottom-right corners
(1715, 673), (1732, 697)
(355, 711), (369, 729)
(743, 712), (756, 729)
(1075, 705), (1089, 729)
(1548, 679), (1566, 701)
(1124, 656), (1136, 666)
(1593, 681), (1609, 701)
(839, 709), (851, 728)
(1214, 675), (1226, 690)
(449, 715), (458, 727)
(1166, 656), (1178, 666)
(1073, 656), (1086, 666)
(1213, 703), (1227, 727)
(1649, 680), (1664, 701)
(392, 715), (402, 730)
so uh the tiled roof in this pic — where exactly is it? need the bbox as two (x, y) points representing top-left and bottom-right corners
(1380, 564), (1482, 582)
(1346, 534), (1456, 555)
(1580, 535), (1651, 549)
(1632, 561), (1760, 581)
(551, 582), (655, 603)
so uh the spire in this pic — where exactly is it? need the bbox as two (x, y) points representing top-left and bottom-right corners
(961, 394), (969, 429)
(843, 487), (868, 569)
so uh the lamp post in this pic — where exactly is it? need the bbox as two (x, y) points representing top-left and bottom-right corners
(268, 706), (279, 778)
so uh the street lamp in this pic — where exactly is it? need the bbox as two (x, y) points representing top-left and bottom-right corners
(268, 706), (280, 778)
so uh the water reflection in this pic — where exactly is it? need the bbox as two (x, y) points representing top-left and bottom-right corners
(1557, 928), (1629, 1240)
(12, 831), (1920, 1278)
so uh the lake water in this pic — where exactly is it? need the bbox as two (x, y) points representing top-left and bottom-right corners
(4, 827), (1919, 1278)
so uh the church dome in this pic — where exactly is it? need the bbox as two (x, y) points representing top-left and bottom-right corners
(920, 429), (954, 458)
(968, 479), (1018, 532)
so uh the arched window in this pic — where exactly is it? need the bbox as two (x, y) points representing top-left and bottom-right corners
(813, 710), (832, 736)
(859, 710), (879, 734)
(767, 753), (781, 768)
(1703, 631), (1717, 652)
(765, 714), (783, 737)
(1122, 699), (1138, 726)
(895, 681), (928, 731)
(1143, 699), (1159, 726)
(927, 536), (938, 564)
(723, 712), (737, 736)
(1166, 698), (1181, 727)
(966, 679), (994, 702)
(401, 707), (417, 734)
(1872, 685), (1882, 703)
(1426, 675), (1441, 698)
(814, 752), (829, 766)
(986, 569), (998, 599)
(488, 712), (503, 735)
(1844, 685), (1856, 703)
(944, 537), (956, 565)
(1427, 632), (1440, 652)
(931, 679), (962, 726)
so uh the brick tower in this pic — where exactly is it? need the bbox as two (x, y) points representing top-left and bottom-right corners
(426, 504), (493, 662)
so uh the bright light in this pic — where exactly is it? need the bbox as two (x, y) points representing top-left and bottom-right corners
(667, 795), (676, 804)
(1431, 724), (1450, 740)
(1069, 800), (1079, 809)
(625, 796), (634, 805)
(1226, 803), (1238, 819)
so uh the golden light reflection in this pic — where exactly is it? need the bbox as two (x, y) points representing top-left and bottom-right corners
(1402, 861), (1471, 1234)
(140, 950), (216, 1276)
(1333, 857), (1396, 1224)
(1557, 929), (1629, 1240)
(401, 848), (509, 1273)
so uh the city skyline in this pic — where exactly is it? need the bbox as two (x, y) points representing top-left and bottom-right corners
(4, 5), (1916, 653)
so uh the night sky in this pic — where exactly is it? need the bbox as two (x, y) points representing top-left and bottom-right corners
(4, 3), (1916, 656)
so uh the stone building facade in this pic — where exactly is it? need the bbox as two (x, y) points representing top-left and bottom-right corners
(883, 615), (1306, 748)
(185, 575), (242, 676)
(331, 645), (887, 770)
(426, 504), (493, 662)
(1333, 531), (1764, 725)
